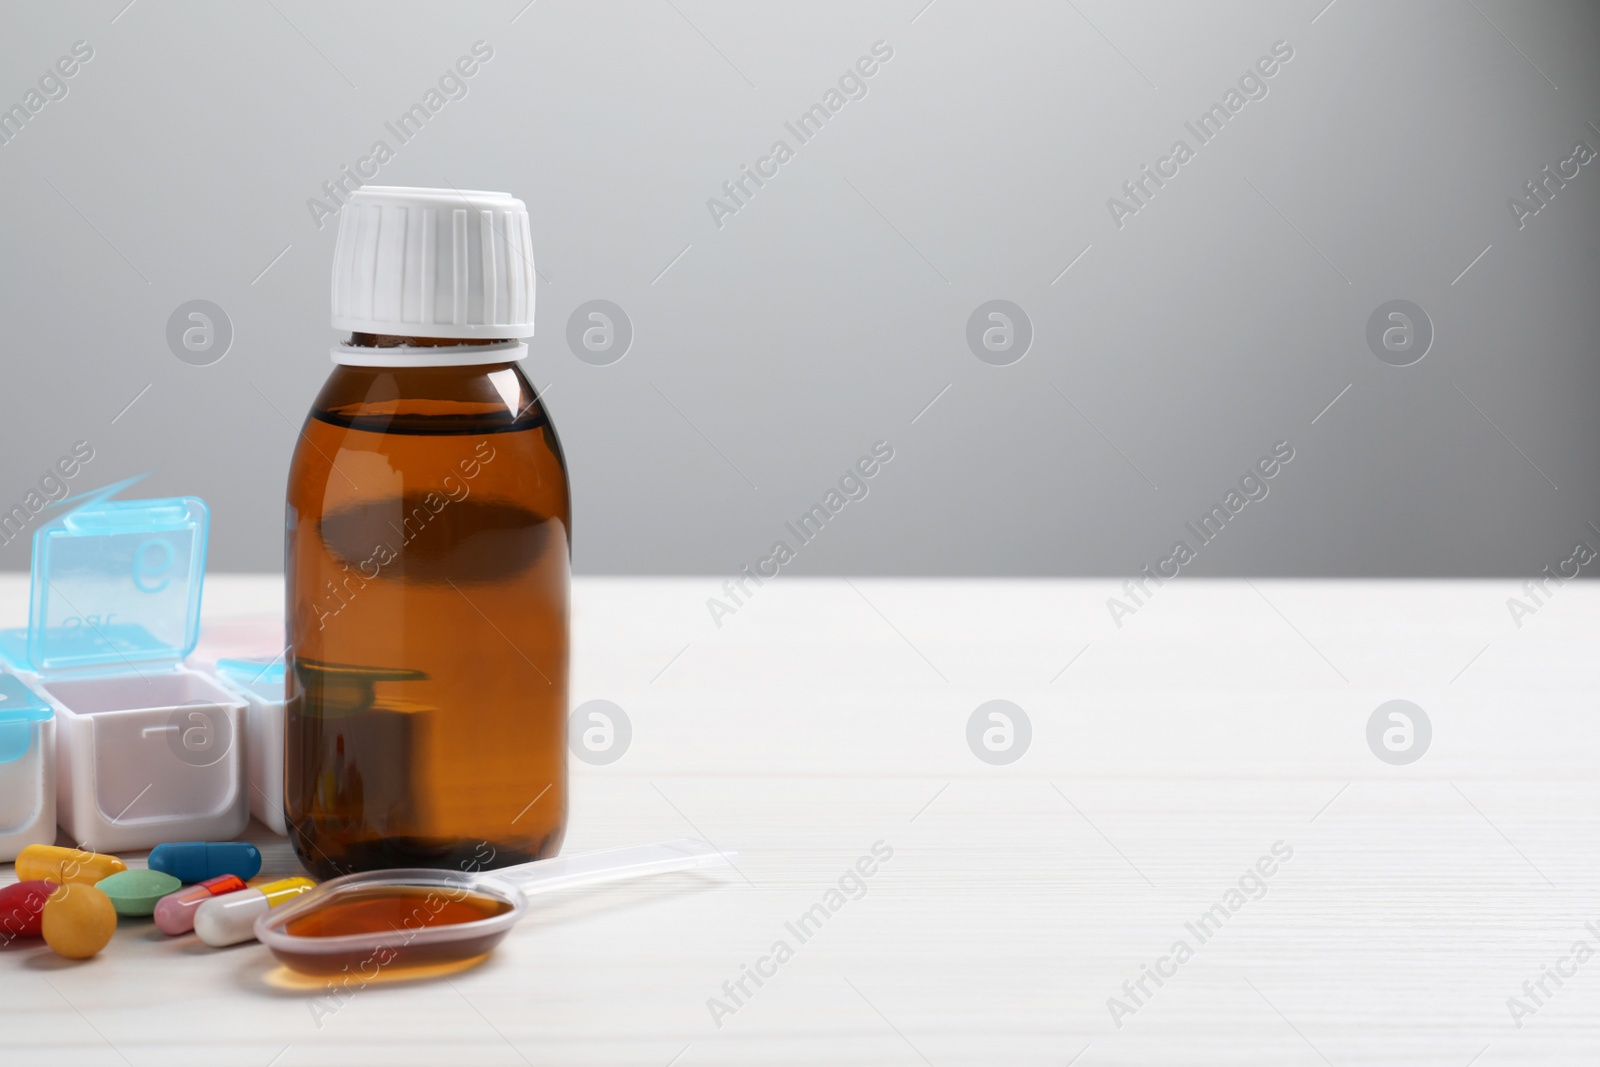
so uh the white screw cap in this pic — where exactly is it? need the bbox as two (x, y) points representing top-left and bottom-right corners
(331, 185), (536, 339)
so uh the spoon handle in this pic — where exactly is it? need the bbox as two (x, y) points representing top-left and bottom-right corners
(497, 839), (735, 895)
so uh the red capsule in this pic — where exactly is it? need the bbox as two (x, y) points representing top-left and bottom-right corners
(0, 880), (58, 942)
(153, 874), (248, 936)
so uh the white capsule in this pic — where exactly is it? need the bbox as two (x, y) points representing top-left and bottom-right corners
(195, 890), (268, 946)
(194, 878), (315, 946)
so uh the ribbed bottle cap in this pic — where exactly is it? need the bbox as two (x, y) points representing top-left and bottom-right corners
(331, 186), (536, 339)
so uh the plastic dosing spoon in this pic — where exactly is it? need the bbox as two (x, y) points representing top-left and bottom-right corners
(255, 839), (733, 976)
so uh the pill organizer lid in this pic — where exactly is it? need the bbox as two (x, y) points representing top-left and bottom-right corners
(216, 657), (286, 685)
(0, 675), (51, 763)
(0, 496), (210, 674)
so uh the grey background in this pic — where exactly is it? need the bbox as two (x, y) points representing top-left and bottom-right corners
(1, 0), (1597, 577)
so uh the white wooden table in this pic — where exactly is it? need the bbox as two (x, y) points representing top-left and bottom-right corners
(3, 574), (1596, 1065)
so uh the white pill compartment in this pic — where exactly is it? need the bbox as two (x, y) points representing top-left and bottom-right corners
(211, 658), (288, 835)
(0, 674), (55, 862)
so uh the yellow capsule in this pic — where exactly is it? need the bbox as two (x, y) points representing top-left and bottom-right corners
(16, 844), (127, 886)
(260, 877), (317, 906)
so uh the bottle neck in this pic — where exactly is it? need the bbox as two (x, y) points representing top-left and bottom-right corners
(332, 333), (528, 368)
(347, 333), (511, 348)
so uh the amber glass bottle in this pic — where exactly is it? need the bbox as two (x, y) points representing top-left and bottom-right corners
(285, 185), (565, 878)
(285, 346), (568, 877)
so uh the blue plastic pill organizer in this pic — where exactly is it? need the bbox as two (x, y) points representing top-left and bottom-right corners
(0, 488), (249, 852)
(0, 673), (55, 861)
